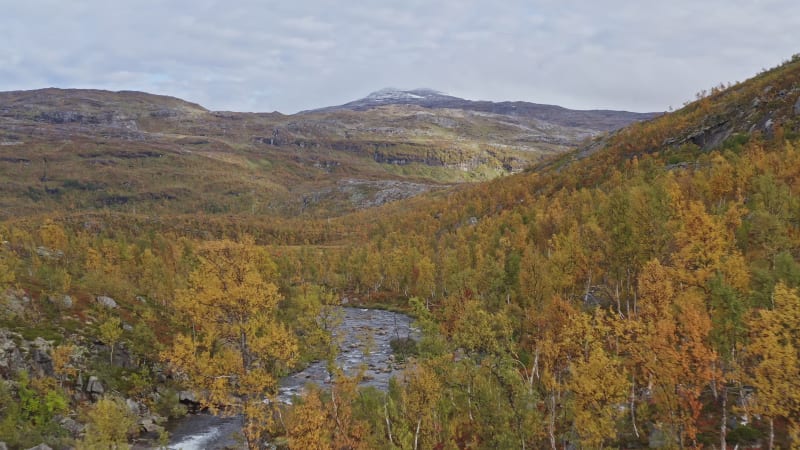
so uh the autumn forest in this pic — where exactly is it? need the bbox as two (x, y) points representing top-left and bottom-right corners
(2, 57), (800, 449)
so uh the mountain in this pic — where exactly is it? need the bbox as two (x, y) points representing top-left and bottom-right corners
(0, 87), (653, 220)
(307, 87), (661, 131)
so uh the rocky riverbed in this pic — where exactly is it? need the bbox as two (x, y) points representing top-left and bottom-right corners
(165, 307), (418, 450)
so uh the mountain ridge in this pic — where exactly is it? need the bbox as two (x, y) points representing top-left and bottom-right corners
(305, 87), (661, 131)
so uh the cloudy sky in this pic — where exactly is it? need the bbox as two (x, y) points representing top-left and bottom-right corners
(1, 1), (798, 113)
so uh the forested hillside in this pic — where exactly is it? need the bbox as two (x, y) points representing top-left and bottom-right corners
(1, 56), (800, 449)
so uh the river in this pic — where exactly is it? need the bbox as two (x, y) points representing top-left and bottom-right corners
(164, 307), (418, 450)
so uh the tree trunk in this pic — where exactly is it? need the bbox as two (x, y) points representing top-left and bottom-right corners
(549, 391), (557, 450)
(384, 402), (394, 446)
(240, 330), (250, 372)
(414, 418), (422, 450)
(631, 381), (640, 439)
(769, 417), (774, 450)
(583, 272), (592, 303)
(467, 382), (474, 421)
(720, 384), (727, 450)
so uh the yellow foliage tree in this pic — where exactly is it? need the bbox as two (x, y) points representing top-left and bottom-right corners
(627, 259), (717, 447)
(162, 237), (299, 449)
(78, 396), (137, 450)
(98, 316), (123, 365)
(568, 315), (629, 449)
(746, 283), (800, 449)
(671, 200), (728, 288)
(287, 386), (331, 450)
(401, 364), (443, 450)
(52, 344), (78, 388)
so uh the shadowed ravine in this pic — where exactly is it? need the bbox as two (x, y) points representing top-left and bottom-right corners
(162, 307), (418, 450)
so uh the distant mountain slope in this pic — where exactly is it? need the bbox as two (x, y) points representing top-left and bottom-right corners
(307, 87), (661, 131)
(0, 87), (655, 220)
(0, 88), (207, 122)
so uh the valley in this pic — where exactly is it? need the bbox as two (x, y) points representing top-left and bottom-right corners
(2, 55), (800, 450)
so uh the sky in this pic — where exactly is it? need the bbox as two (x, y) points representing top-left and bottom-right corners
(1, 1), (798, 114)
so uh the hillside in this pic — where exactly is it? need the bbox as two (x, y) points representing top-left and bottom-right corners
(309, 55), (800, 448)
(0, 88), (652, 221)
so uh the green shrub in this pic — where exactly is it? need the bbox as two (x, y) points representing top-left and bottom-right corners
(727, 424), (763, 446)
(389, 337), (418, 362)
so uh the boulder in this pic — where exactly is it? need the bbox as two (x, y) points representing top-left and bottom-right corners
(178, 390), (197, 404)
(95, 295), (118, 309)
(60, 295), (73, 309)
(795, 96), (800, 115)
(126, 398), (142, 415)
(59, 416), (85, 437)
(86, 376), (104, 395)
(2, 289), (31, 317)
(48, 294), (73, 309)
(25, 445), (53, 450)
(30, 337), (54, 377)
(0, 442), (7, 450)
(109, 345), (135, 369)
(138, 417), (165, 434)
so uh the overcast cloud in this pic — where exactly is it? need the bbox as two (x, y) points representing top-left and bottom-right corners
(1, 1), (798, 113)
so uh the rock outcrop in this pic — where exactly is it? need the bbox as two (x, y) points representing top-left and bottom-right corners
(58, 416), (85, 438)
(85, 376), (105, 397)
(0, 331), (54, 377)
(2, 289), (31, 318)
(30, 337), (54, 377)
(0, 330), (26, 377)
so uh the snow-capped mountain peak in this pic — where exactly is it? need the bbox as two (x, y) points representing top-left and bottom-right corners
(365, 88), (445, 102)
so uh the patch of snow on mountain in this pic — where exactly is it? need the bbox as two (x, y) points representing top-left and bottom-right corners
(365, 88), (444, 102)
